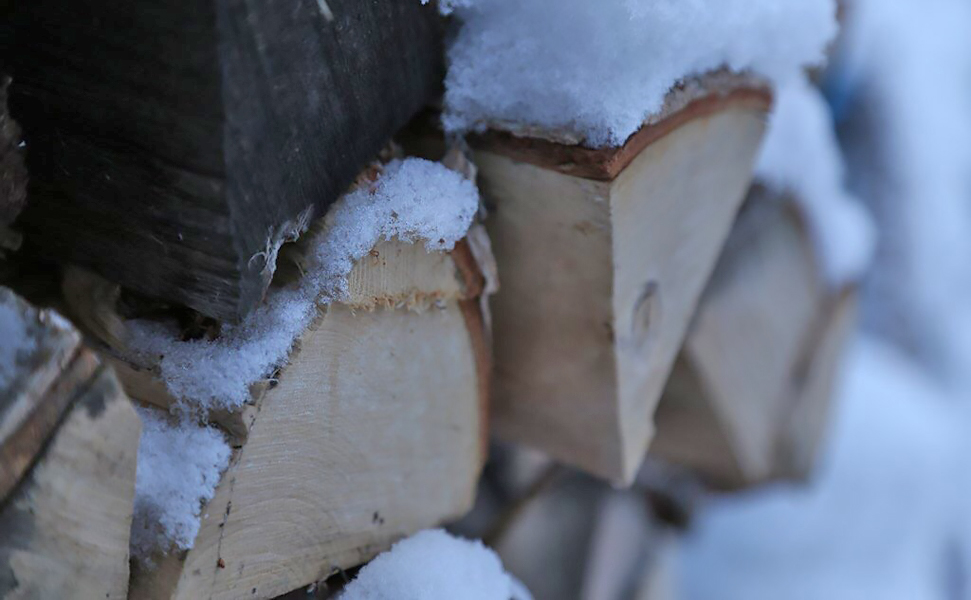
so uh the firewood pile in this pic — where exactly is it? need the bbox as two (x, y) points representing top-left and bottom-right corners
(0, 1), (857, 598)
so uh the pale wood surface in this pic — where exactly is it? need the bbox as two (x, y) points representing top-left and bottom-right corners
(478, 96), (768, 484)
(610, 104), (768, 482)
(477, 152), (620, 478)
(126, 238), (490, 599)
(0, 363), (140, 600)
(344, 239), (470, 309)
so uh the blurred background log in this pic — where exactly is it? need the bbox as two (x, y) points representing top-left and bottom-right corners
(651, 188), (857, 489)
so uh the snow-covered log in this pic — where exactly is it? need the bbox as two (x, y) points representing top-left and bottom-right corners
(0, 287), (140, 599)
(116, 229), (492, 599)
(651, 190), (857, 488)
(472, 73), (772, 484)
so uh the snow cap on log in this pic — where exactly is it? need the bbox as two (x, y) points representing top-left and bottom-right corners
(439, 0), (838, 146)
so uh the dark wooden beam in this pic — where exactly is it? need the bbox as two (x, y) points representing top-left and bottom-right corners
(0, 0), (443, 321)
(0, 76), (27, 254)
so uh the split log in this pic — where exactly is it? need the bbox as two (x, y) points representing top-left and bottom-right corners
(0, 0), (443, 321)
(650, 190), (857, 489)
(0, 288), (140, 599)
(489, 471), (604, 600)
(471, 73), (772, 484)
(119, 235), (491, 599)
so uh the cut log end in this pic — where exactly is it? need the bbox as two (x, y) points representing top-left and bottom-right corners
(475, 71), (772, 484)
(118, 232), (492, 599)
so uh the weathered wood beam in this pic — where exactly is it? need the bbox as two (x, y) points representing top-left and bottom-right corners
(0, 77), (26, 257)
(471, 73), (772, 484)
(0, 0), (443, 321)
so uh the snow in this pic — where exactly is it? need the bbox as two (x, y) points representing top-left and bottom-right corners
(0, 299), (34, 390)
(130, 407), (231, 560)
(126, 158), (479, 411)
(439, 0), (838, 147)
(754, 75), (875, 287)
(673, 337), (964, 600)
(831, 0), (971, 384)
(341, 529), (531, 600)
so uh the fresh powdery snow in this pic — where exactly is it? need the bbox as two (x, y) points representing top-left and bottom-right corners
(438, 0), (838, 146)
(342, 529), (532, 600)
(126, 158), (479, 411)
(754, 74), (875, 287)
(130, 407), (231, 560)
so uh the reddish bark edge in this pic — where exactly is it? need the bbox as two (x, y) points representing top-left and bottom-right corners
(470, 87), (773, 182)
(450, 238), (491, 465)
(458, 297), (491, 467)
(449, 238), (486, 300)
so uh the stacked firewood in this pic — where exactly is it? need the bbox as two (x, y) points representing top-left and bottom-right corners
(0, 1), (857, 599)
